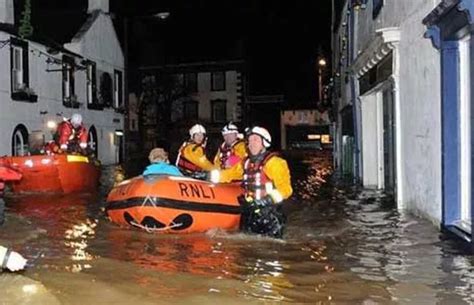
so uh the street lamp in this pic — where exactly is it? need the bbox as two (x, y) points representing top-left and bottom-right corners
(123, 11), (170, 163)
(317, 57), (327, 103)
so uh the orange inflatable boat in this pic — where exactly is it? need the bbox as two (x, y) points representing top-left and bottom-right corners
(106, 175), (243, 233)
(0, 154), (100, 194)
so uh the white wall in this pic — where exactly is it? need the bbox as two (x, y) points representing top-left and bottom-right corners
(0, 10), (124, 165)
(397, 1), (442, 223)
(65, 12), (125, 165)
(354, 0), (442, 223)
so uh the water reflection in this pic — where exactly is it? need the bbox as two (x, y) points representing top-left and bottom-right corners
(0, 157), (474, 304)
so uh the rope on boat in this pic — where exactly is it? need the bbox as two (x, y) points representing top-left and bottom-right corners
(131, 179), (181, 232)
(129, 220), (183, 233)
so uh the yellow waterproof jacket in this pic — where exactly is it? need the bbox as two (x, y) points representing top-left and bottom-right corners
(213, 140), (247, 169)
(176, 142), (215, 172)
(214, 153), (293, 202)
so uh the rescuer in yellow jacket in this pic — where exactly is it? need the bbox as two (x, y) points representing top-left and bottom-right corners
(176, 124), (215, 176)
(210, 126), (292, 238)
(213, 122), (247, 170)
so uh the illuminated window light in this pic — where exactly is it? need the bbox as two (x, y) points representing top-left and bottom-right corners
(307, 134), (321, 140)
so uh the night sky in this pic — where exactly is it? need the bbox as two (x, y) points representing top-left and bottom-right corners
(19, 0), (332, 104)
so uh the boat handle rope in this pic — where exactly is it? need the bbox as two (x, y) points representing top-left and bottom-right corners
(129, 220), (183, 233)
(132, 183), (183, 232)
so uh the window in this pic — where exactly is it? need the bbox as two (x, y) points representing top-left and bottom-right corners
(86, 61), (100, 109)
(184, 72), (198, 93)
(373, 0), (383, 19)
(10, 38), (35, 102)
(99, 71), (113, 107)
(211, 71), (225, 91)
(11, 46), (23, 92)
(211, 99), (227, 123)
(62, 56), (77, 108)
(183, 100), (198, 120)
(114, 70), (123, 109)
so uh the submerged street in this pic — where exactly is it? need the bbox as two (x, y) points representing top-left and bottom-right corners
(0, 153), (473, 304)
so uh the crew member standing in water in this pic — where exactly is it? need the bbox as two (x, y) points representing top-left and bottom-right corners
(210, 126), (292, 238)
(176, 124), (215, 177)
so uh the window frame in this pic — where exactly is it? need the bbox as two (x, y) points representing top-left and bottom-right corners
(183, 100), (199, 120)
(114, 69), (123, 110)
(62, 55), (77, 108)
(372, 0), (383, 19)
(184, 72), (198, 93)
(211, 99), (227, 123)
(10, 38), (35, 102)
(211, 71), (226, 91)
(86, 61), (101, 110)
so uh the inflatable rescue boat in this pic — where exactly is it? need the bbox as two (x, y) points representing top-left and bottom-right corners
(106, 175), (243, 233)
(0, 154), (100, 194)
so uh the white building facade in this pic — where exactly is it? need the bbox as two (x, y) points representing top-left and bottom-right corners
(0, 0), (124, 165)
(333, 0), (474, 243)
(333, 1), (443, 222)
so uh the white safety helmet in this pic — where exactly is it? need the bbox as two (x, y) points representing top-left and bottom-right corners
(247, 126), (272, 148)
(189, 124), (206, 138)
(70, 113), (83, 128)
(221, 122), (239, 135)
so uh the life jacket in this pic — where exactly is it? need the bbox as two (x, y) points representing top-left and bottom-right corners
(242, 151), (278, 200)
(176, 142), (205, 174)
(56, 121), (87, 146)
(218, 139), (245, 169)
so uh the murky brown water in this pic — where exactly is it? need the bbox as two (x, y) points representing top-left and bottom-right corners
(1, 152), (473, 304)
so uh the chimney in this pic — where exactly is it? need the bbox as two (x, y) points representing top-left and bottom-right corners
(88, 0), (109, 14)
(0, 0), (14, 25)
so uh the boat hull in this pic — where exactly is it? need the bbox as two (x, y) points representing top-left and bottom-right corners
(106, 175), (243, 233)
(1, 154), (100, 193)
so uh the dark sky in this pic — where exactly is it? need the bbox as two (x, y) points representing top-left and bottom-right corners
(19, 0), (332, 103)
(113, 0), (332, 102)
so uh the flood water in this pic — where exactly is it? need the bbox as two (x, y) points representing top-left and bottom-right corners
(1, 152), (474, 304)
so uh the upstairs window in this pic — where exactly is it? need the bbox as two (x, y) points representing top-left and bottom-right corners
(114, 69), (123, 110)
(211, 71), (225, 91)
(183, 100), (198, 120)
(211, 99), (227, 123)
(11, 45), (24, 92)
(184, 72), (198, 93)
(10, 38), (35, 102)
(373, 0), (383, 19)
(62, 56), (77, 108)
(86, 61), (100, 110)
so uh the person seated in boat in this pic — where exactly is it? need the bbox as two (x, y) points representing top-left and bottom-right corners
(0, 245), (27, 272)
(209, 126), (292, 238)
(46, 113), (88, 155)
(143, 148), (183, 177)
(213, 122), (247, 170)
(175, 124), (215, 177)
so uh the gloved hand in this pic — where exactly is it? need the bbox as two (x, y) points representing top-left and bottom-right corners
(190, 171), (208, 180)
(60, 144), (68, 151)
(1, 248), (27, 272)
(237, 194), (251, 206)
(252, 195), (274, 207)
(79, 142), (87, 149)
